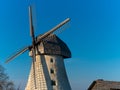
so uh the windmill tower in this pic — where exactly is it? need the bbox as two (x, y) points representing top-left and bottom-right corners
(25, 33), (71, 90)
(6, 6), (71, 90)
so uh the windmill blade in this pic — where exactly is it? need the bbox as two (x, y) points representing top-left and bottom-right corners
(53, 20), (70, 35)
(29, 5), (37, 89)
(29, 6), (35, 37)
(5, 46), (29, 63)
(29, 6), (36, 52)
(41, 21), (70, 44)
(32, 49), (37, 89)
(36, 18), (70, 44)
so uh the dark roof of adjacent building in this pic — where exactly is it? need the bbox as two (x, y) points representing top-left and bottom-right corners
(36, 34), (71, 58)
(88, 79), (120, 90)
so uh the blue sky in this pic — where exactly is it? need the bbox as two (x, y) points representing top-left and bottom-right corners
(1, 0), (120, 90)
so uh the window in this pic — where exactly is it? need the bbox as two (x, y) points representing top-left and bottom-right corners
(51, 80), (56, 86)
(50, 69), (54, 74)
(50, 58), (53, 63)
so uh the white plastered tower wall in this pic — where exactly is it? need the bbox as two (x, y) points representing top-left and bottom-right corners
(25, 34), (72, 90)
(25, 54), (71, 90)
(25, 54), (52, 90)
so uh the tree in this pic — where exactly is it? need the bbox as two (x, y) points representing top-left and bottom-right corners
(0, 65), (15, 90)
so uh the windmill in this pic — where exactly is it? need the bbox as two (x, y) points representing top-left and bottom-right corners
(6, 6), (71, 90)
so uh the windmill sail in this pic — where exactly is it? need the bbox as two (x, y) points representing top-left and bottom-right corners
(36, 18), (70, 45)
(29, 6), (35, 37)
(28, 6), (37, 89)
(5, 46), (29, 63)
(5, 18), (70, 63)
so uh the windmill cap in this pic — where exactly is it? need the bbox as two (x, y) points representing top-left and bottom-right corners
(36, 34), (71, 58)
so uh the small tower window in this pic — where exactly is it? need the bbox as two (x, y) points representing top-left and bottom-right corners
(50, 58), (53, 63)
(50, 69), (54, 74)
(51, 80), (56, 86)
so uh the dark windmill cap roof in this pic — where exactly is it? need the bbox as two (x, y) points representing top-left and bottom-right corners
(36, 34), (71, 58)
